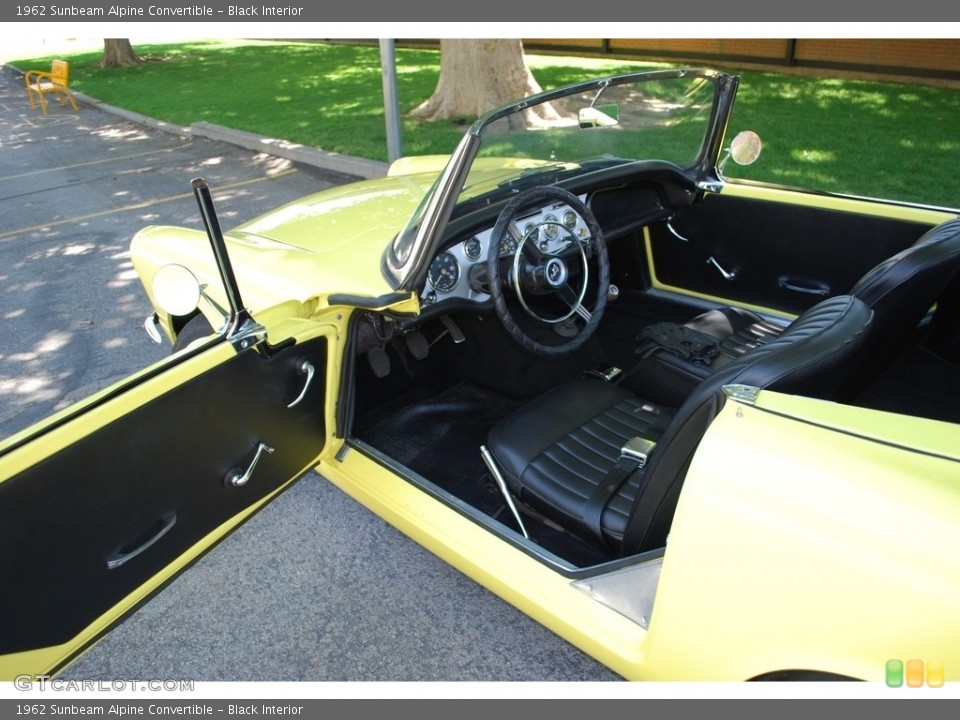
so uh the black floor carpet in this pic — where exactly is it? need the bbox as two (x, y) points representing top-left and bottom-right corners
(354, 381), (611, 566)
(355, 382), (518, 513)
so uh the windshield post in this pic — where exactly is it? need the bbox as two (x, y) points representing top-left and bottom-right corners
(385, 132), (480, 290)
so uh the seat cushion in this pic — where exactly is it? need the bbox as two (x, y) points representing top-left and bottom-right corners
(487, 379), (673, 550)
(626, 307), (788, 405)
(686, 307), (787, 360)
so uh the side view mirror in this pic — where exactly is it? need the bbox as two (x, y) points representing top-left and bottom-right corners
(719, 130), (763, 172)
(152, 263), (201, 317)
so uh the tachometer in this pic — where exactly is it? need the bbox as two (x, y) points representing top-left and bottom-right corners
(428, 251), (461, 293)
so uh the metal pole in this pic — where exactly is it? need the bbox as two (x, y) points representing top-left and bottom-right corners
(379, 39), (402, 162)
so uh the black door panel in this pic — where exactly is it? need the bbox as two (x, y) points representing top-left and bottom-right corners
(0, 336), (327, 655)
(648, 192), (933, 314)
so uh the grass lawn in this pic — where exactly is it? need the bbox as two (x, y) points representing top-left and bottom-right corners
(10, 39), (960, 208)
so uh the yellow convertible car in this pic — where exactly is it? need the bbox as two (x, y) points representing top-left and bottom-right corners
(2, 68), (959, 683)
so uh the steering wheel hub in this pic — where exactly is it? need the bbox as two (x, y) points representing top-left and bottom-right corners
(544, 257), (568, 288)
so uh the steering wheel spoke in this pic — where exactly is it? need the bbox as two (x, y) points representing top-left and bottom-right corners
(521, 238), (546, 264)
(556, 282), (591, 321)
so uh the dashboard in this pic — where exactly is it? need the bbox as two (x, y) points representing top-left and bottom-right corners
(421, 195), (591, 307)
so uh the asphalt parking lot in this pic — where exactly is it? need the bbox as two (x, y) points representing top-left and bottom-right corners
(0, 66), (619, 683)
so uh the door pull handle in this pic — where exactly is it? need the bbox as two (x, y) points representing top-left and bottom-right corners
(287, 359), (316, 408)
(665, 216), (690, 243)
(106, 512), (177, 570)
(225, 442), (274, 487)
(777, 275), (830, 296)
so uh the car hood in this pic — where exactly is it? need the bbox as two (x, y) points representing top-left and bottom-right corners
(231, 172), (435, 255)
(221, 160), (545, 303)
(230, 155), (557, 255)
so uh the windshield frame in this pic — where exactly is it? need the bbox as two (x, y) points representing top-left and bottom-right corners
(383, 67), (738, 291)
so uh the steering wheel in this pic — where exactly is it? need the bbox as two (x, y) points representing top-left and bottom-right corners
(487, 186), (609, 356)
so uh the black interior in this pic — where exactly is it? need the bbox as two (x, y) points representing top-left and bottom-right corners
(348, 178), (960, 570)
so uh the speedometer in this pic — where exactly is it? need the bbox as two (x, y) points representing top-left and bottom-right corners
(428, 251), (460, 293)
(498, 233), (518, 256)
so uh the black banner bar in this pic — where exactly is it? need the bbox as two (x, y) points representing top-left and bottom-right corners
(2, 698), (960, 718)
(2, 3), (959, 22)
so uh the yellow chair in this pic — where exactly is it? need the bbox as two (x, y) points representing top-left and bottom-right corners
(25, 60), (79, 116)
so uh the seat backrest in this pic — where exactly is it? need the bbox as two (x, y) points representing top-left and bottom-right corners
(844, 217), (960, 396)
(50, 60), (69, 87)
(620, 294), (873, 555)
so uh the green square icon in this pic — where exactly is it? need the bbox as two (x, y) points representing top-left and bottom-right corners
(886, 659), (904, 688)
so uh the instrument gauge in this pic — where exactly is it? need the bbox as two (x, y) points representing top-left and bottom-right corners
(562, 209), (579, 228)
(498, 233), (518, 256)
(464, 236), (482, 260)
(428, 251), (460, 293)
(543, 214), (560, 240)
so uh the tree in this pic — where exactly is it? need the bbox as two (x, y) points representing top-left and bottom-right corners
(97, 39), (142, 68)
(410, 39), (556, 125)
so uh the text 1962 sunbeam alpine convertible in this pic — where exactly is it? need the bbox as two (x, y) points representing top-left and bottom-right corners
(2, 68), (959, 683)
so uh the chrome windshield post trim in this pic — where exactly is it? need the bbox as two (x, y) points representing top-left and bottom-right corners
(390, 133), (480, 290)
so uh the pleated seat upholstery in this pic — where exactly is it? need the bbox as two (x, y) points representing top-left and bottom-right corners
(487, 295), (874, 557)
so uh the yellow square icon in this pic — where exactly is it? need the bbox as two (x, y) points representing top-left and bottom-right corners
(927, 660), (945, 688)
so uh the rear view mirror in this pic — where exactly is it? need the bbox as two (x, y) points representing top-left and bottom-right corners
(579, 103), (620, 128)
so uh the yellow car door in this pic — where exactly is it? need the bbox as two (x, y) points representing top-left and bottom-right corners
(0, 181), (331, 681)
(0, 322), (330, 680)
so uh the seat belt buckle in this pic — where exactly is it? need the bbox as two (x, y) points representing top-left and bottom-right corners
(621, 437), (656, 468)
(583, 365), (622, 383)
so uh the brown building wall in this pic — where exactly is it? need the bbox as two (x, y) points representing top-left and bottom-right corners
(522, 38), (960, 84)
(793, 39), (959, 73)
(608, 38), (789, 60)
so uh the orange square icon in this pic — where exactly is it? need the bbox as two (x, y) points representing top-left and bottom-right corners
(906, 659), (924, 688)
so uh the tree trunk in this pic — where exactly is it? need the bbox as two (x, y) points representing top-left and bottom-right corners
(411, 39), (556, 125)
(97, 39), (142, 68)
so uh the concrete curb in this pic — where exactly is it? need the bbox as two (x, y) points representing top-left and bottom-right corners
(7, 64), (390, 180)
(74, 90), (390, 180)
(190, 121), (389, 180)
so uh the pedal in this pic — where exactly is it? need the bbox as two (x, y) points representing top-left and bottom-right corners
(405, 331), (429, 360)
(440, 314), (466, 344)
(367, 346), (391, 378)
